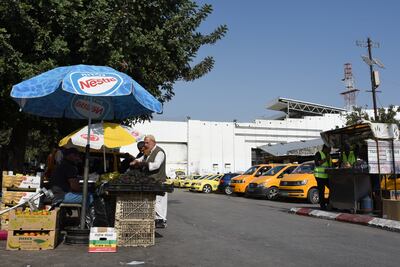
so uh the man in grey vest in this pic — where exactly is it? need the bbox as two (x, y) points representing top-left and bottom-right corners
(131, 135), (168, 228)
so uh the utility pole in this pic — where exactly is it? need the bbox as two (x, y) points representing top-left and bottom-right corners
(367, 38), (378, 120)
(356, 37), (383, 121)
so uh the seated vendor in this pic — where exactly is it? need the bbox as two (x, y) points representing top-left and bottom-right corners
(339, 143), (358, 168)
(50, 148), (90, 204)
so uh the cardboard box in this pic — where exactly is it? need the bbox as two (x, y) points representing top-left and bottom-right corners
(382, 199), (400, 221)
(1, 213), (9, 230)
(1, 220), (9, 230)
(1, 190), (40, 206)
(2, 175), (41, 190)
(8, 208), (59, 231)
(0, 205), (9, 230)
(7, 230), (57, 250)
(89, 227), (117, 253)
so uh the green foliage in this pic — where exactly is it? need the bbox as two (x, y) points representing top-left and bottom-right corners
(345, 105), (400, 126)
(0, 0), (227, 170)
(345, 106), (370, 126)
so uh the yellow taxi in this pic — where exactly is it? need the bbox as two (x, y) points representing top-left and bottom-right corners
(230, 164), (278, 194)
(190, 174), (223, 193)
(164, 177), (174, 185)
(173, 176), (188, 188)
(278, 161), (329, 204)
(381, 175), (400, 190)
(182, 174), (204, 188)
(246, 164), (298, 200)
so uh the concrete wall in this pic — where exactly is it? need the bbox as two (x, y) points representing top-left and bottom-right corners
(122, 114), (346, 176)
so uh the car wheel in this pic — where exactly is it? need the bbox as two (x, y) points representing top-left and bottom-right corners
(225, 186), (233, 195)
(243, 186), (251, 197)
(266, 187), (279, 200)
(307, 188), (319, 204)
(203, 184), (212, 194)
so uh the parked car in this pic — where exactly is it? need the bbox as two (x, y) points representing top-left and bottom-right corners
(164, 177), (174, 185)
(182, 174), (204, 188)
(246, 164), (298, 200)
(230, 164), (278, 194)
(217, 173), (241, 194)
(381, 175), (400, 191)
(278, 161), (329, 204)
(173, 176), (188, 188)
(190, 174), (223, 193)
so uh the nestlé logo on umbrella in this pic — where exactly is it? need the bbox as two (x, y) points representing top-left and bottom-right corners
(71, 95), (111, 120)
(70, 72), (123, 95)
(80, 134), (100, 142)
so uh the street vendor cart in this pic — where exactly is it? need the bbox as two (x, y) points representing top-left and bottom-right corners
(320, 122), (400, 214)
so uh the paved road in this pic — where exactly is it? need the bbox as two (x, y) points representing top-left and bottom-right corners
(1, 189), (400, 266)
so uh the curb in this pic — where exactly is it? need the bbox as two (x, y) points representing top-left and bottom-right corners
(289, 207), (400, 232)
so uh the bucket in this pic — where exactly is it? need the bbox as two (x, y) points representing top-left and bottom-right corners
(360, 195), (373, 212)
(0, 230), (8, 240)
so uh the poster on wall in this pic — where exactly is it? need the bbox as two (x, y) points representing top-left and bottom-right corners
(367, 139), (400, 174)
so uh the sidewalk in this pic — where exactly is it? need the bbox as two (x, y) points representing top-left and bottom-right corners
(290, 207), (400, 232)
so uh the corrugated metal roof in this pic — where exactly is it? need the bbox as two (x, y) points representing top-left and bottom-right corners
(265, 97), (346, 118)
(259, 138), (323, 156)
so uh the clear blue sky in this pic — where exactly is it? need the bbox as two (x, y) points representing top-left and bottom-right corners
(155, 0), (400, 122)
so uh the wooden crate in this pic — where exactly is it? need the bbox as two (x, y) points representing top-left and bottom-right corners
(115, 193), (156, 220)
(115, 219), (154, 247)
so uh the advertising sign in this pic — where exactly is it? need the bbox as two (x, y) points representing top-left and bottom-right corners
(370, 123), (400, 140)
(68, 72), (123, 96)
(367, 139), (400, 174)
(71, 95), (111, 120)
(89, 227), (117, 253)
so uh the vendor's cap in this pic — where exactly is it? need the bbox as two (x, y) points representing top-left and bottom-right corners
(137, 141), (145, 149)
(63, 147), (79, 156)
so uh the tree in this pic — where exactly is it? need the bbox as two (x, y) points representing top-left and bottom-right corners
(0, 0), (227, 172)
(345, 105), (400, 126)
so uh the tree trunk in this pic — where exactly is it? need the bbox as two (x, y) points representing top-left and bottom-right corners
(9, 121), (29, 173)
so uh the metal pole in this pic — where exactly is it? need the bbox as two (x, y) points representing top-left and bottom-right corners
(391, 139), (397, 200)
(367, 38), (378, 121)
(375, 139), (382, 213)
(80, 97), (92, 229)
(102, 121), (107, 173)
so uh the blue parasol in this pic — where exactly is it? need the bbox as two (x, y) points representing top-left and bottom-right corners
(11, 64), (162, 229)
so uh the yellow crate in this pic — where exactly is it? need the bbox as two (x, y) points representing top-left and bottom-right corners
(2, 175), (41, 190)
(7, 230), (58, 250)
(1, 190), (39, 206)
(8, 208), (59, 231)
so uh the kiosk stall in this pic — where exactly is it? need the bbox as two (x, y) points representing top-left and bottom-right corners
(320, 122), (399, 214)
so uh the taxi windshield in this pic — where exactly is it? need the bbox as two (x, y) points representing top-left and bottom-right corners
(261, 165), (285, 176)
(243, 166), (259, 175)
(292, 163), (315, 174)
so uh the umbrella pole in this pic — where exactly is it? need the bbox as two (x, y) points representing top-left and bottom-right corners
(103, 146), (107, 173)
(80, 97), (93, 229)
(102, 121), (107, 173)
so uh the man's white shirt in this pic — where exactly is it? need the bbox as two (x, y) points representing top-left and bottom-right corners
(137, 145), (165, 171)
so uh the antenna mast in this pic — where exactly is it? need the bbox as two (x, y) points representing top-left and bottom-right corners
(340, 63), (359, 111)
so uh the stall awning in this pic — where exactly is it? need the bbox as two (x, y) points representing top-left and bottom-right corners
(320, 122), (399, 148)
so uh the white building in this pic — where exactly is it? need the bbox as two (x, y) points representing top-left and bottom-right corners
(122, 98), (347, 176)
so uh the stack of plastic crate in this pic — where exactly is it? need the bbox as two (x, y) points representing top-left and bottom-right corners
(1, 174), (41, 230)
(114, 192), (156, 247)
